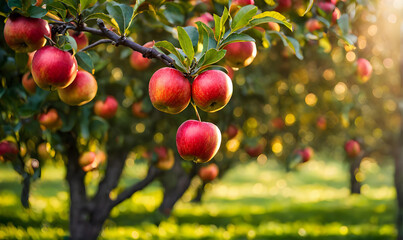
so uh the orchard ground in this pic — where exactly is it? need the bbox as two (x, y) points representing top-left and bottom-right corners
(0, 153), (396, 240)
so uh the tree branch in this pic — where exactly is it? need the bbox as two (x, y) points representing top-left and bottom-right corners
(79, 39), (114, 52)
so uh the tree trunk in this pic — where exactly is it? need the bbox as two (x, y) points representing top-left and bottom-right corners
(349, 156), (362, 194)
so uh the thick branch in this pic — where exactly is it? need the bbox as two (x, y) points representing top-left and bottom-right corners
(112, 166), (162, 207)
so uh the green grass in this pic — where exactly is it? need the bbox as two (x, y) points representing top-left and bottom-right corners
(0, 155), (397, 239)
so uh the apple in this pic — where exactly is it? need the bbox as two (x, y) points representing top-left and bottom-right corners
(187, 13), (214, 27)
(79, 151), (98, 171)
(317, 2), (335, 13)
(38, 108), (63, 131)
(245, 143), (264, 157)
(149, 67), (191, 114)
(132, 101), (148, 118)
(357, 58), (372, 82)
(0, 140), (19, 162)
(224, 41), (257, 68)
(268, 22), (281, 32)
(35, 0), (43, 6)
(68, 30), (89, 51)
(96, 151), (107, 164)
(298, 147), (314, 162)
(316, 116), (327, 130)
(225, 65), (235, 80)
(332, 7), (341, 24)
(94, 96), (119, 119)
(232, 0), (254, 6)
(345, 140), (361, 158)
(176, 120), (221, 163)
(198, 163), (219, 181)
(192, 70), (233, 113)
(37, 142), (50, 160)
(4, 14), (51, 53)
(153, 146), (175, 170)
(22, 72), (36, 95)
(274, 0), (292, 12)
(271, 117), (285, 130)
(305, 19), (322, 32)
(31, 46), (78, 90)
(57, 70), (98, 106)
(226, 124), (239, 139)
(130, 41), (154, 71)
(26, 51), (36, 69)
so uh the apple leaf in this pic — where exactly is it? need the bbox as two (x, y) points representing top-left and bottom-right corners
(303, 0), (314, 16)
(183, 26), (199, 48)
(214, 14), (221, 41)
(27, 5), (47, 18)
(337, 14), (350, 35)
(62, 0), (79, 12)
(249, 11), (292, 31)
(66, 36), (78, 54)
(126, 0), (146, 35)
(79, 0), (96, 13)
(46, 2), (68, 20)
(197, 49), (226, 68)
(84, 13), (120, 33)
(316, 15), (330, 28)
(196, 21), (217, 55)
(177, 26), (195, 64)
(76, 52), (95, 74)
(220, 33), (255, 48)
(195, 65), (228, 76)
(162, 2), (185, 26)
(106, 2), (133, 35)
(90, 116), (109, 140)
(154, 40), (185, 63)
(7, 0), (22, 10)
(231, 5), (258, 32)
(286, 36), (303, 60)
(79, 106), (91, 140)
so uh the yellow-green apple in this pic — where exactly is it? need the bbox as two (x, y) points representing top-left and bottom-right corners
(305, 19), (322, 32)
(57, 70), (98, 106)
(344, 140), (361, 158)
(245, 143), (264, 157)
(79, 151), (98, 171)
(153, 146), (175, 170)
(225, 124), (239, 139)
(192, 70), (233, 112)
(0, 140), (19, 162)
(223, 41), (257, 68)
(22, 72), (36, 95)
(38, 108), (62, 131)
(31, 46), (78, 90)
(198, 163), (219, 181)
(357, 58), (372, 82)
(187, 12), (214, 27)
(316, 116), (327, 130)
(268, 22), (281, 32)
(130, 41), (154, 71)
(94, 96), (119, 119)
(176, 120), (221, 163)
(37, 142), (50, 160)
(132, 101), (148, 118)
(4, 14), (51, 52)
(68, 30), (89, 51)
(274, 0), (292, 12)
(149, 67), (191, 114)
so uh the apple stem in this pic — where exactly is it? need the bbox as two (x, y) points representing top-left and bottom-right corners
(191, 102), (201, 122)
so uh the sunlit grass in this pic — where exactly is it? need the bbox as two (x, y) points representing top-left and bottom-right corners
(0, 154), (396, 239)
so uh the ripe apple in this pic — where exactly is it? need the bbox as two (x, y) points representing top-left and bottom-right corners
(332, 7), (341, 24)
(176, 120), (221, 163)
(298, 147), (314, 162)
(68, 30), (89, 51)
(224, 65), (234, 80)
(187, 13), (214, 27)
(345, 140), (361, 158)
(0, 140), (19, 162)
(37, 142), (50, 160)
(94, 96), (119, 119)
(317, 2), (335, 13)
(245, 143), (264, 157)
(198, 163), (219, 181)
(57, 70), (98, 106)
(154, 146), (175, 170)
(357, 58), (372, 82)
(130, 41), (154, 71)
(96, 150), (107, 164)
(4, 14), (51, 52)
(31, 46), (78, 90)
(271, 117), (285, 130)
(132, 101), (148, 118)
(223, 41), (257, 68)
(38, 108), (63, 131)
(274, 0), (292, 12)
(192, 70), (233, 112)
(268, 22), (281, 32)
(316, 116), (327, 130)
(79, 151), (98, 171)
(149, 67), (191, 114)
(230, 0), (255, 14)
(226, 124), (239, 139)
(26, 51), (36, 69)
(305, 19), (322, 32)
(22, 72), (36, 95)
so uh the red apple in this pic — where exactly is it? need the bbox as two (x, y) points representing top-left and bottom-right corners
(274, 0), (292, 12)
(68, 30), (89, 51)
(192, 70), (233, 112)
(245, 143), (264, 157)
(130, 41), (154, 71)
(79, 151), (98, 171)
(176, 120), (221, 163)
(57, 70), (98, 106)
(94, 96), (119, 119)
(31, 46), (78, 90)
(317, 2), (335, 13)
(22, 72), (36, 95)
(332, 7), (341, 24)
(357, 58), (372, 82)
(35, 0), (43, 6)
(230, 0), (255, 14)
(224, 41), (257, 68)
(225, 65), (235, 80)
(187, 13), (214, 27)
(316, 116), (327, 130)
(4, 14), (51, 52)
(345, 140), (361, 158)
(154, 146), (175, 170)
(226, 124), (239, 139)
(27, 51), (36, 69)
(96, 151), (107, 164)
(38, 108), (63, 130)
(132, 101), (148, 118)
(198, 163), (219, 181)
(268, 22), (281, 32)
(299, 147), (314, 162)
(305, 19), (322, 32)
(0, 140), (19, 162)
(149, 67), (191, 114)
(271, 117), (285, 130)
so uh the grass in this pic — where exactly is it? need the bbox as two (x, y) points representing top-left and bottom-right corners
(0, 153), (397, 239)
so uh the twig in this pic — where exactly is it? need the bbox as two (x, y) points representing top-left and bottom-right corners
(79, 39), (114, 52)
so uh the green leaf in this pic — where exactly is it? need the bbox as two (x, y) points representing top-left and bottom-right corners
(214, 14), (221, 41)
(264, 0), (275, 6)
(337, 14), (349, 35)
(195, 65), (228, 75)
(28, 6), (47, 18)
(183, 26), (199, 48)
(177, 26), (195, 63)
(162, 2), (185, 26)
(90, 116), (109, 140)
(196, 21), (217, 54)
(62, 0), (79, 12)
(126, 0), (146, 35)
(7, 0), (22, 9)
(220, 7), (229, 32)
(198, 49), (226, 67)
(76, 52), (94, 74)
(220, 33), (255, 48)
(106, 2), (133, 35)
(249, 11), (292, 31)
(231, 5), (258, 32)
(154, 40), (185, 63)
(84, 13), (120, 32)
(303, 0), (314, 16)
(46, 2), (67, 20)
(286, 36), (303, 60)
(79, 0), (96, 12)
(317, 16), (330, 28)
(79, 106), (91, 140)
(66, 36), (78, 54)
